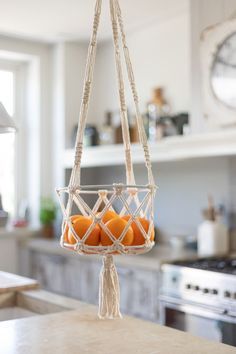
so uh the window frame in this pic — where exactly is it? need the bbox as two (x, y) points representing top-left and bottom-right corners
(0, 59), (30, 219)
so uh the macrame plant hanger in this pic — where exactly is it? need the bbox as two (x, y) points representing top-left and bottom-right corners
(57, 0), (156, 320)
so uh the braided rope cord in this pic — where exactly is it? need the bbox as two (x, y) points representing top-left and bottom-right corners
(109, 0), (135, 185)
(114, 0), (155, 186)
(69, 0), (102, 187)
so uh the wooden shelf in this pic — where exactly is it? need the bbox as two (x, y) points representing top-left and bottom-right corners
(63, 130), (236, 168)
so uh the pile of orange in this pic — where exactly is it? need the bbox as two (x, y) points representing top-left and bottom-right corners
(63, 215), (100, 246)
(63, 210), (155, 247)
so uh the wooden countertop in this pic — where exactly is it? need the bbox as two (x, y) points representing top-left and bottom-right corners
(0, 308), (234, 354)
(0, 272), (38, 294)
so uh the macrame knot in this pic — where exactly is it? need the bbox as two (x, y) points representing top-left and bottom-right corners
(119, 88), (126, 112)
(75, 242), (84, 253)
(93, 13), (100, 31)
(111, 20), (119, 40)
(115, 242), (125, 253)
(131, 84), (139, 103)
(114, 184), (123, 195)
(103, 254), (114, 269)
(98, 190), (108, 199)
(82, 81), (91, 104)
(68, 186), (77, 195)
(74, 143), (83, 166)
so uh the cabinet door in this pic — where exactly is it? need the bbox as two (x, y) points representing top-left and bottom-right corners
(31, 251), (66, 295)
(0, 238), (18, 273)
(116, 266), (160, 322)
(64, 258), (100, 305)
(129, 270), (160, 322)
(116, 266), (134, 314)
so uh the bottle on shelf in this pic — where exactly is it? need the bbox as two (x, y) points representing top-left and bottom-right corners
(197, 196), (229, 257)
(99, 111), (115, 145)
(147, 87), (176, 141)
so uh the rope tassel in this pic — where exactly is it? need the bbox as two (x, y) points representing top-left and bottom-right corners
(98, 255), (122, 319)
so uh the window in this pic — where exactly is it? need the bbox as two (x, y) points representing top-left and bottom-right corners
(0, 70), (15, 216)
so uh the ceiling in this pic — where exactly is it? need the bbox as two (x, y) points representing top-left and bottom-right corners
(0, 0), (188, 43)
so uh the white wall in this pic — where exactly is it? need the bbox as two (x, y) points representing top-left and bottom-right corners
(64, 42), (88, 148)
(90, 11), (190, 126)
(86, 157), (232, 239)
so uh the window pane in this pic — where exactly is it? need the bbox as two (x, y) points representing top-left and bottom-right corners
(0, 70), (15, 216)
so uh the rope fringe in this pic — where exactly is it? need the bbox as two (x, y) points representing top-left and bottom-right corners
(98, 255), (122, 319)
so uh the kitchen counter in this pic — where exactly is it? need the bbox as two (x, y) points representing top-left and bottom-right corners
(0, 272), (38, 294)
(0, 227), (38, 239)
(27, 238), (197, 271)
(0, 305), (234, 354)
(0, 272), (234, 353)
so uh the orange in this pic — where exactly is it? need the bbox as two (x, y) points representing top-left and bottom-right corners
(101, 217), (134, 246)
(68, 216), (100, 246)
(122, 215), (155, 245)
(63, 215), (82, 243)
(122, 214), (131, 222)
(101, 210), (118, 224)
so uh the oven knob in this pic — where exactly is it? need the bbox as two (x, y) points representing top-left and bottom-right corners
(203, 288), (209, 294)
(172, 276), (177, 283)
(186, 284), (191, 289)
(210, 289), (218, 295)
(193, 285), (200, 291)
(224, 291), (231, 298)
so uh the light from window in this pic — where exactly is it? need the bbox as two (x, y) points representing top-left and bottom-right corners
(0, 70), (15, 216)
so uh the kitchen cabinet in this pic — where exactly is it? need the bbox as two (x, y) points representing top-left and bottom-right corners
(0, 237), (18, 273)
(0, 229), (36, 275)
(64, 258), (100, 304)
(30, 250), (160, 322)
(31, 252), (66, 295)
(117, 265), (160, 321)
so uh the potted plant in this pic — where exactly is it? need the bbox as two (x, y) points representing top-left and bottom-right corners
(40, 197), (57, 238)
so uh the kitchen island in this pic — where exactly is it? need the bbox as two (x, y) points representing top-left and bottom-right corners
(0, 304), (235, 354)
(0, 272), (235, 354)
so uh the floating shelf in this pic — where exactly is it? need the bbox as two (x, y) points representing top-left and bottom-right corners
(63, 130), (236, 168)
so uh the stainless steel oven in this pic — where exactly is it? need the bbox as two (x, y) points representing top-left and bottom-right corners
(160, 295), (236, 346)
(160, 257), (236, 347)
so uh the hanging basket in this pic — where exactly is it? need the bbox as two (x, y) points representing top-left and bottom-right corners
(56, 0), (157, 319)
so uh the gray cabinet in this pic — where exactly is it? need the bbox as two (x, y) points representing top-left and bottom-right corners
(30, 250), (160, 322)
(64, 258), (100, 304)
(0, 238), (18, 273)
(117, 266), (160, 322)
(31, 252), (66, 295)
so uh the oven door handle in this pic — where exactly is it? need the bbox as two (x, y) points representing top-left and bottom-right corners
(159, 295), (236, 323)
